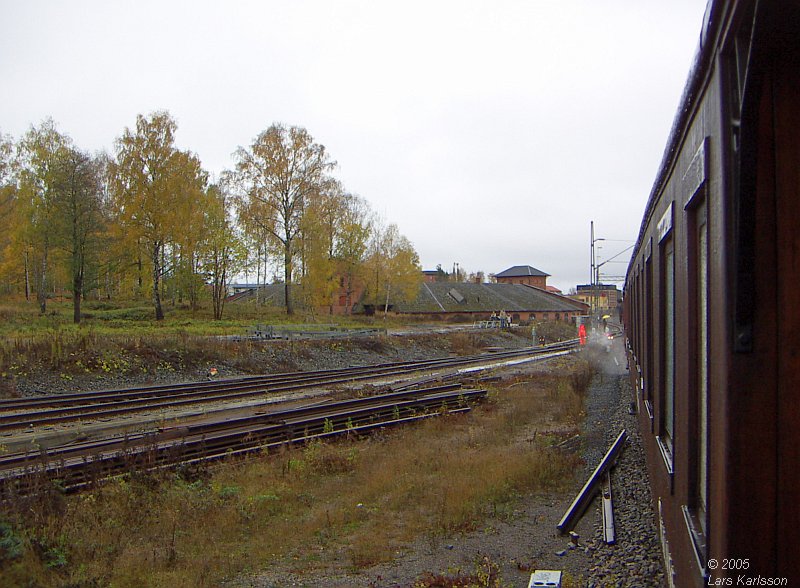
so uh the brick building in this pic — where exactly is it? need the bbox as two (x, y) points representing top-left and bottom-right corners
(494, 265), (549, 289)
(573, 283), (622, 311)
(365, 282), (588, 324)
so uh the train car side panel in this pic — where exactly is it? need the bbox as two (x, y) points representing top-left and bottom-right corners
(773, 40), (800, 573)
(624, 1), (800, 585)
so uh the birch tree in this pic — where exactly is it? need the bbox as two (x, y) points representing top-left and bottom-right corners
(231, 124), (334, 315)
(15, 119), (70, 313)
(0, 132), (17, 292)
(109, 111), (207, 320)
(0, 131), (16, 295)
(53, 147), (106, 323)
(0, 131), (12, 190)
(333, 192), (372, 313)
(299, 179), (344, 314)
(166, 150), (210, 311)
(364, 223), (422, 316)
(205, 183), (246, 320)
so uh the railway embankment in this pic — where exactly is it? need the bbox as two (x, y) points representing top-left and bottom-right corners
(2, 328), (534, 398)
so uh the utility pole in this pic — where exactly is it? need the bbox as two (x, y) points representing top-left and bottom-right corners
(590, 222), (605, 326)
(590, 221), (595, 288)
(590, 221), (595, 321)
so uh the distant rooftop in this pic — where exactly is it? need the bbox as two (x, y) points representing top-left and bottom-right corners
(576, 283), (620, 291)
(362, 282), (585, 314)
(495, 265), (550, 278)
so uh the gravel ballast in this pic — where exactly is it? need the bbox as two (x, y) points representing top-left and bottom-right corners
(578, 341), (667, 587)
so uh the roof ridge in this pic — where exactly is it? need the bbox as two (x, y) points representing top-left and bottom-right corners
(495, 264), (550, 277)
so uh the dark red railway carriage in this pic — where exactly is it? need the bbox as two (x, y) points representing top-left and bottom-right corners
(623, 0), (799, 585)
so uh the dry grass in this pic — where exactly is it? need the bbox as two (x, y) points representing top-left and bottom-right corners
(0, 358), (593, 587)
(448, 332), (495, 355)
(0, 298), (415, 385)
(0, 313), (459, 397)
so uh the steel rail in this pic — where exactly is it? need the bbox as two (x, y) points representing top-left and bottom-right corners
(0, 340), (578, 412)
(0, 341), (578, 431)
(0, 386), (486, 498)
(0, 384), (465, 469)
(0, 384), (472, 469)
(556, 429), (627, 534)
(601, 471), (616, 544)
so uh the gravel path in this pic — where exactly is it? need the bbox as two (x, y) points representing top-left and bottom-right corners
(579, 338), (666, 587)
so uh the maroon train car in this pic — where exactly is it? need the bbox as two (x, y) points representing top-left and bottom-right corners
(623, 0), (799, 586)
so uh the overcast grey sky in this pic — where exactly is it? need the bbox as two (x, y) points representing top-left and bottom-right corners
(1, 0), (708, 292)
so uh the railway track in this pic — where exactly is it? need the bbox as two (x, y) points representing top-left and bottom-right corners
(0, 340), (579, 498)
(0, 383), (486, 498)
(0, 340), (578, 432)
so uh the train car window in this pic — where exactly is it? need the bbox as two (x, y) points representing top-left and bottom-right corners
(639, 238), (651, 415)
(683, 138), (710, 547)
(637, 272), (642, 359)
(636, 271), (643, 382)
(631, 270), (638, 359)
(723, 5), (757, 354)
(657, 230), (676, 476)
(663, 242), (675, 447)
(684, 194), (710, 571)
(697, 205), (709, 528)
(645, 256), (653, 405)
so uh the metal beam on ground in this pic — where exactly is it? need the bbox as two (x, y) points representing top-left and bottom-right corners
(556, 429), (627, 534)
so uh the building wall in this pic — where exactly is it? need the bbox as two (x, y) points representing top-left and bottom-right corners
(573, 287), (621, 310)
(330, 281), (365, 315)
(397, 310), (582, 323)
(496, 275), (547, 289)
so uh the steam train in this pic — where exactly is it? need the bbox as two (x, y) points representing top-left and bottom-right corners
(622, 0), (799, 586)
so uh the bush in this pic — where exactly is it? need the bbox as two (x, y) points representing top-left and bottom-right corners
(0, 522), (23, 562)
